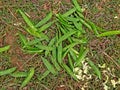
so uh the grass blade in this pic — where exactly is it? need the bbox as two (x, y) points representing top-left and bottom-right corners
(38, 70), (50, 81)
(35, 11), (52, 28)
(97, 30), (120, 37)
(87, 59), (102, 79)
(41, 57), (57, 75)
(0, 45), (10, 53)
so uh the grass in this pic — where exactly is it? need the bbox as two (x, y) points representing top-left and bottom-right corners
(0, 0), (120, 89)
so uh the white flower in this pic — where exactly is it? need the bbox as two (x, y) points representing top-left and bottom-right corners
(103, 84), (109, 90)
(114, 16), (118, 19)
(111, 80), (116, 88)
(98, 63), (106, 68)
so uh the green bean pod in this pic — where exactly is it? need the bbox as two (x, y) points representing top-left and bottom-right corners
(21, 67), (34, 88)
(0, 67), (16, 76)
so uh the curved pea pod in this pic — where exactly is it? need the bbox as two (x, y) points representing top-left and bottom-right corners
(0, 67), (16, 76)
(87, 59), (102, 79)
(21, 67), (34, 88)
(0, 45), (10, 53)
(10, 71), (28, 77)
(97, 30), (120, 37)
(35, 11), (52, 28)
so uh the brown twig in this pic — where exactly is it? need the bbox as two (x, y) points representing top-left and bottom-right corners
(102, 51), (120, 69)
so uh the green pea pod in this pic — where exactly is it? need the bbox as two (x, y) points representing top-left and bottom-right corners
(57, 30), (77, 45)
(21, 67), (34, 88)
(97, 30), (120, 37)
(50, 55), (61, 71)
(69, 50), (77, 62)
(62, 7), (76, 17)
(87, 21), (99, 35)
(35, 45), (54, 51)
(71, 0), (82, 12)
(63, 42), (80, 52)
(62, 64), (78, 81)
(79, 18), (92, 30)
(73, 21), (85, 33)
(38, 70), (50, 81)
(59, 26), (73, 43)
(0, 45), (10, 53)
(87, 59), (102, 79)
(10, 71), (28, 77)
(35, 11), (52, 28)
(66, 16), (80, 22)
(18, 9), (37, 31)
(45, 37), (56, 57)
(68, 54), (74, 70)
(41, 57), (57, 75)
(38, 21), (55, 33)
(57, 42), (63, 65)
(75, 48), (89, 67)
(19, 33), (28, 47)
(0, 67), (16, 76)
(23, 27), (42, 38)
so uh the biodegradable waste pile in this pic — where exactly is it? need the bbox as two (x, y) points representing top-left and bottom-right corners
(0, 0), (120, 88)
